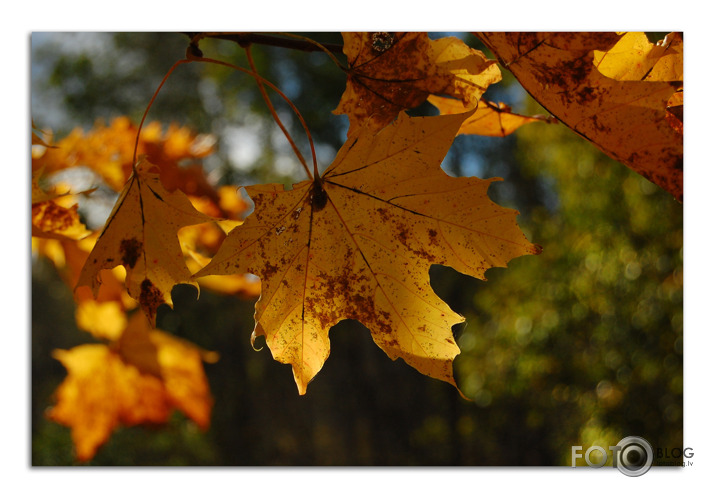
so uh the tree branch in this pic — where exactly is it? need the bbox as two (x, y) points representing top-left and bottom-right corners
(183, 32), (344, 54)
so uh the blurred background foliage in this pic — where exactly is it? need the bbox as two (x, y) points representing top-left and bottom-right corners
(31, 32), (682, 465)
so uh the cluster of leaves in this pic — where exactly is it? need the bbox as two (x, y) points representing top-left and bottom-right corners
(31, 31), (682, 461)
(32, 119), (257, 460)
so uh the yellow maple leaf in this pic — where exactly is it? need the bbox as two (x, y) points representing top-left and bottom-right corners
(197, 111), (540, 395)
(77, 158), (215, 325)
(478, 32), (683, 201)
(33, 118), (217, 193)
(31, 201), (91, 241)
(31, 169), (91, 241)
(593, 32), (683, 82)
(48, 344), (170, 461)
(75, 300), (128, 341)
(427, 95), (554, 137)
(179, 192), (261, 297)
(182, 232), (262, 297)
(334, 32), (501, 136)
(48, 312), (216, 461)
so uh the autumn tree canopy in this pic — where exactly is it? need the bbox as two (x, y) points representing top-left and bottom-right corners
(31, 32), (683, 464)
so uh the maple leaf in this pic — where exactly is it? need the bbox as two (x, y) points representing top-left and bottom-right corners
(33, 118), (217, 193)
(77, 158), (215, 325)
(31, 169), (92, 241)
(48, 312), (216, 461)
(75, 300), (128, 341)
(31, 201), (91, 241)
(334, 32), (501, 136)
(196, 111), (540, 395)
(428, 95), (554, 137)
(179, 189), (261, 297)
(48, 343), (168, 461)
(592, 32), (683, 82)
(478, 32), (683, 201)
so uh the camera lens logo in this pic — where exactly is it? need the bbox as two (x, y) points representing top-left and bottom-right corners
(615, 436), (653, 477)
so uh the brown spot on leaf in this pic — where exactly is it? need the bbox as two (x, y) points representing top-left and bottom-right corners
(384, 338), (399, 348)
(120, 238), (142, 269)
(263, 262), (279, 281)
(139, 278), (164, 318)
(376, 207), (390, 223)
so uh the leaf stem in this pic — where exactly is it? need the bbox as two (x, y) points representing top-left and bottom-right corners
(132, 59), (191, 168)
(243, 46), (318, 180)
(135, 52), (320, 180)
(193, 54), (318, 181)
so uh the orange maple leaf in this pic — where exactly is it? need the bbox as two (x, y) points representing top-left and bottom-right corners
(334, 32), (501, 136)
(428, 95), (554, 137)
(478, 32), (683, 201)
(48, 312), (216, 461)
(197, 111), (540, 395)
(31, 168), (92, 241)
(33, 117), (216, 193)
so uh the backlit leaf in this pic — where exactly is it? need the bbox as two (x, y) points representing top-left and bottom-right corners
(428, 95), (554, 137)
(77, 158), (214, 325)
(593, 32), (683, 82)
(48, 344), (170, 461)
(197, 111), (540, 395)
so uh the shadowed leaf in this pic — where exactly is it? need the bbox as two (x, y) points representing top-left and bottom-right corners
(335, 32), (501, 136)
(478, 32), (683, 201)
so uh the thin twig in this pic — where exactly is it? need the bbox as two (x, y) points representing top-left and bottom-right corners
(244, 45), (318, 180)
(276, 32), (347, 71)
(192, 55), (319, 181)
(184, 32), (344, 55)
(133, 59), (191, 167)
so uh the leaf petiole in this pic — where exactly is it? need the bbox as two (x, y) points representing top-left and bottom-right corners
(193, 55), (319, 181)
(132, 59), (192, 169)
(244, 46), (319, 180)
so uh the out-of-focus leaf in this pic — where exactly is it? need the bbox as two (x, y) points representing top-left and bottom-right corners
(48, 312), (216, 461)
(33, 117), (216, 193)
(31, 169), (91, 241)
